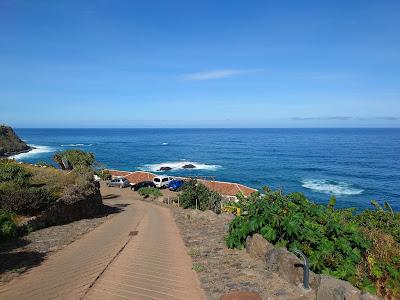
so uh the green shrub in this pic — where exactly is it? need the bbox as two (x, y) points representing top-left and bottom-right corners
(138, 187), (162, 198)
(0, 209), (17, 241)
(97, 171), (112, 181)
(226, 190), (400, 298)
(53, 150), (95, 170)
(0, 183), (56, 215)
(0, 160), (32, 186)
(179, 180), (222, 213)
(352, 200), (400, 243)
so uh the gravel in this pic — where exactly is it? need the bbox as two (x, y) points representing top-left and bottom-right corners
(171, 207), (315, 300)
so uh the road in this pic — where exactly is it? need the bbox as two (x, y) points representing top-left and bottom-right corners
(0, 185), (205, 300)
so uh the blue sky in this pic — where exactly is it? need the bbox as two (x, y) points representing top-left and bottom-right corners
(0, 0), (399, 128)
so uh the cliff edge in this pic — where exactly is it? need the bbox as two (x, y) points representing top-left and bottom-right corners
(0, 125), (30, 157)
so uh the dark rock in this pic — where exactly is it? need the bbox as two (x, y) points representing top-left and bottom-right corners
(182, 164), (196, 169)
(219, 291), (262, 300)
(158, 166), (172, 171)
(316, 275), (361, 300)
(0, 125), (30, 157)
(245, 234), (274, 259)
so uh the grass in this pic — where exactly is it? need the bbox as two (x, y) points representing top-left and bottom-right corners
(24, 163), (77, 198)
(187, 247), (201, 257)
(192, 263), (205, 272)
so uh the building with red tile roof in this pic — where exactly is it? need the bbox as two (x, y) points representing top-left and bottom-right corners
(105, 169), (257, 197)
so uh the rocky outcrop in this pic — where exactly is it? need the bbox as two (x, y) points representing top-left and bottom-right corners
(244, 234), (381, 300)
(158, 166), (172, 171)
(317, 275), (360, 300)
(182, 164), (196, 169)
(246, 233), (274, 259)
(0, 125), (30, 157)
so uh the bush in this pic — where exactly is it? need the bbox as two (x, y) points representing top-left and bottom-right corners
(226, 190), (400, 298)
(53, 150), (95, 170)
(179, 180), (222, 213)
(0, 183), (56, 215)
(138, 187), (162, 198)
(97, 171), (112, 181)
(0, 160), (32, 186)
(0, 209), (17, 241)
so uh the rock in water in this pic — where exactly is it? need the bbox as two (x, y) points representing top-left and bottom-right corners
(158, 166), (172, 171)
(0, 125), (30, 157)
(182, 164), (196, 169)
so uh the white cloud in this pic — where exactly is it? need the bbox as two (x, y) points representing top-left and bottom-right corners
(182, 69), (254, 81)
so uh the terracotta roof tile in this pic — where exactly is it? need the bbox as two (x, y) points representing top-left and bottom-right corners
(104, 169), (257, 197)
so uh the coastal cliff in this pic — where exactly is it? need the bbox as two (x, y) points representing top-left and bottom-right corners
(0, 125), (30, 157)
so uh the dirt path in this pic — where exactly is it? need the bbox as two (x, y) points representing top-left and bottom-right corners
(0, 186), (204, 300)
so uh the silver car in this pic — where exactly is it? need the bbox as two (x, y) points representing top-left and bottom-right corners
(107, 177), (131, 188)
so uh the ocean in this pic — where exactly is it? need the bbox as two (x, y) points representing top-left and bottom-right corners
(11, 128), (400, 211)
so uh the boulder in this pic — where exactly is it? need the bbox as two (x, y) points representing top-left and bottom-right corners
(360, 292), (381, 300)
(220, 291), (262, 300)
(265, 247), (319, 289)
(158, 166), (172, 171)
(182, 164), (196, 169)
(316, 275), (361, 300)
(245, 234), (274, 259)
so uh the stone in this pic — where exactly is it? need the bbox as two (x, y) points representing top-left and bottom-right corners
(265, 247), (319, 289)
(245, 234), (274, 259)
(219, 212), (235, 223)
(182, 164), (196, 169)
(158, 166), (172, 171)
(316, 275), (361, 300)
(266, 247), (303, 286)
(360, 292), (381, 300)
(220, 291), (262, 300)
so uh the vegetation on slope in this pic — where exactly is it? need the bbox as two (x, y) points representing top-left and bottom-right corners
(226, 189), (400, 298)
(0, 125), (30, 157)
(179, 180), (223, 213)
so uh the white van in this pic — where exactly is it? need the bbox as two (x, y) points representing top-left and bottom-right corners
(153, 176), (174, 188)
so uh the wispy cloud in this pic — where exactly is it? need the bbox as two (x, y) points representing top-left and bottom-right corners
(292, 116), (352, 121)
(182, 69), (258, 81)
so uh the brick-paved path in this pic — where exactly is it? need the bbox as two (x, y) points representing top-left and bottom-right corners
(0, 187), (204, 300)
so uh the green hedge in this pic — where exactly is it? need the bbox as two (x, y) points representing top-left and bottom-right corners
(0, 209), (17, 241)
(226, 190), (400, 297)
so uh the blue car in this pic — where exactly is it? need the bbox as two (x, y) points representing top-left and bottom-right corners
(168, 179), (183, 191)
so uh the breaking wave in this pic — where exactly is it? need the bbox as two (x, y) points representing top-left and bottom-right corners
(142, 161), (221, 172)
(61, 143), (93, 147)
(10, 145), (55, 160)
(161, 142), (169, 145)
(301, 179), (363, 196)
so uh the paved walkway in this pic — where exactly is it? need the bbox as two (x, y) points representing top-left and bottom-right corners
(0, 187), (205, 300)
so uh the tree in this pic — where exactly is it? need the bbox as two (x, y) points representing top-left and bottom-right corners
(53, 150), (95, 170)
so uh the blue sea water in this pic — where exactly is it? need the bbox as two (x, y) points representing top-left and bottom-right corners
(12, 128), (400, 211)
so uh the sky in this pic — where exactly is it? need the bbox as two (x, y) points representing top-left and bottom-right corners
(0, 0), (399, 128)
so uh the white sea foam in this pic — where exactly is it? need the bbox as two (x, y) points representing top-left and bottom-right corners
(10, 145), (55, 160)
(161, 142), (169, 145)
(301, 179), (363, 196)
(142, 161), (221, 172)
(61, 143), (92, 147)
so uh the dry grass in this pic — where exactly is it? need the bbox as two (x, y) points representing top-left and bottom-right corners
(23, 164), (77, 198)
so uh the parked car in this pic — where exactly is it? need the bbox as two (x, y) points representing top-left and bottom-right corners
(131, 181), (156, 191)
(153, 176), (174, 188)
(107, 177), (131, 188)
(168, 179), (183, 191)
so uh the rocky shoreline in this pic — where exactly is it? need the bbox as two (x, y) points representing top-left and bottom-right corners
(0, 125), (32, 158)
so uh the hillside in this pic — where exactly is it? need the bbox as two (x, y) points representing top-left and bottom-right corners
(0, 125), (30, 157)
